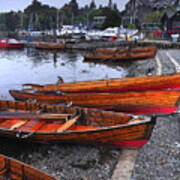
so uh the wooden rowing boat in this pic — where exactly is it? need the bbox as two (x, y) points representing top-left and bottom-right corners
(22, 73), (180, 94)
(35, 43), (65, 50)
(84, 50), (156, 61)
(96, 46), (157, 55)
(9, 90), (180, 115)
(0, 100), (155, 148)
(84, 46), (157, 61)
(0, 154), (57, 180)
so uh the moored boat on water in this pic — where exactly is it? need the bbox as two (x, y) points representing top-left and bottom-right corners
(96, 46), (156, 55)
(0, 99), (155, 148)
(9, 90), (180, 115)
(22, 73), (180, 94)
(35, 42), (65, 50)
(84, 46), (157, 62)
(0, 39), (24, 49)
(0, 154), (58, 180)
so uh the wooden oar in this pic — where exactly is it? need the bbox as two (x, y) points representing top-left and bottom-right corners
(7, 109), (31, 113)
(6, 108), (78, 120)
(57, 115), (79, 132)
(38, 113), (70, 119)
(23, 84), (58, 93)
(0, 111), (71, 120)
(23, 83), (43, 88)
(23, 88), (36, 91)
(23, 83), (44, 92)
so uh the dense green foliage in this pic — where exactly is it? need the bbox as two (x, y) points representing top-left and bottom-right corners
(128, 24), (136, 29)
(0, 0), (121, 31)
(102, 10), (121, 29)
(144, 10), (164, 24)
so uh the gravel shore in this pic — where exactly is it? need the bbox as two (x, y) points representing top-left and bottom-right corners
(131, 115), (180, 180)
(0, 138), (121, 179)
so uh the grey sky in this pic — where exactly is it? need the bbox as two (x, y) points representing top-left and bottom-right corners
(0, 0), (129, 12)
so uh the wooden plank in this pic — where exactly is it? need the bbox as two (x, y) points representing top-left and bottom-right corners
(155, 54), (162, 75)
(128, 118), (141, 125)
(0, 111), (70, 120)
(111, 149), (138, 180)
(57, 115), (79, 132)
(10, 120), (27, 130)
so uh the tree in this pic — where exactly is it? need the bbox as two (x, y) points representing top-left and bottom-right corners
(90, 0), (96, 9)
(69, 0), (78, 16)
(99, 5), (103, 9)
(144, 10), (164, 24)
(0, 13), (6, 30)
(128, 24), (136, 29)
(113, 3), (118, 10)
(102, 10), (121, 29)
(0, 0), (122, 31)
(24, 0), (43, 14)
(4, 11), (20, 31)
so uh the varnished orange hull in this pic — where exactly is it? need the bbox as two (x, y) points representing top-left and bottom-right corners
(35, 43), (65, 50)
(0, 100), (155, 148)
(84, 46), (157, 61)
(84, 51), (156, 61)
(0, 154), (57, 180)
(22, 73), (180, 94)
(96, 46), (157, 55)
(9, 90), (180, 115)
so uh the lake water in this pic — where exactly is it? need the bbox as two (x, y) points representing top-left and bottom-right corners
(0, 48), (128, 99)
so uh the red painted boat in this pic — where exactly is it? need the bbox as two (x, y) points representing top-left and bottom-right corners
(0, 99), (155, 148)
(0, 154), (58, 180)
(0, 39), (24, 49)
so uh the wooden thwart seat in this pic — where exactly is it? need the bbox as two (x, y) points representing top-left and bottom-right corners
(57, 115), (79, 132)
(10, 120), (27, 130)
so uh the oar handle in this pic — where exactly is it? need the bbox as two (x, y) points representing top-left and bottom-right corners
(23, 83), (46, 93)
(23, 83), (43, 88)
(23, 88), (35, 91)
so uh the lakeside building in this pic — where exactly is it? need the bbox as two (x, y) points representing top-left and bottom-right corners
(161, 0), (180, 33)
